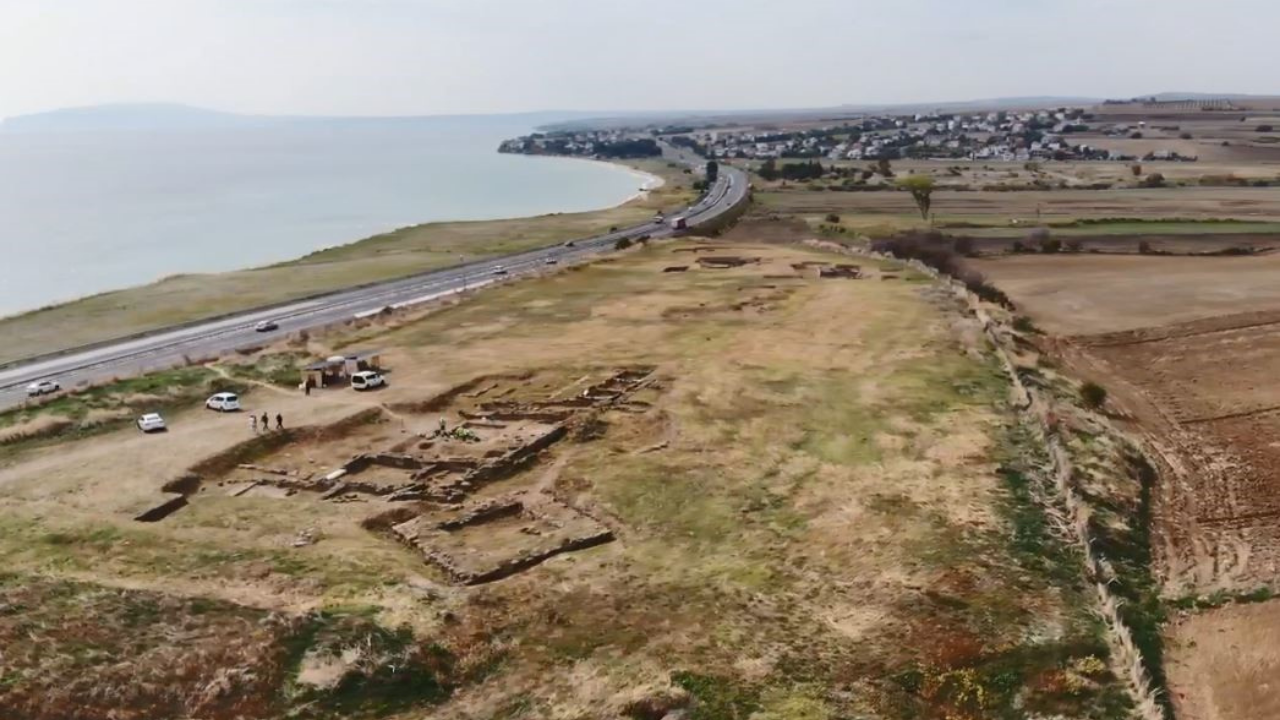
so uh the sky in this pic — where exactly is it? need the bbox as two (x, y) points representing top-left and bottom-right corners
(0, 0), (1276, 119)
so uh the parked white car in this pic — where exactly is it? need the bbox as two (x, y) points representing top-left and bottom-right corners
(25, 380), (61, 397)
(205, 392), (241, 412)
(351, 370), (386, 391)
(136, 413), (167, 433)
(254, 319), (279, 332)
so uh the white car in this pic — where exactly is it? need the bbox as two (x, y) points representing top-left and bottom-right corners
(205, 392), (242, 412)
(545, 258), (558, 265)
(351, 370), (386, 391)
(491, 266), (508, 276)
(25, 380), (61, 397)
(136, 413), (167, 433)
(254, 320), (279, 332)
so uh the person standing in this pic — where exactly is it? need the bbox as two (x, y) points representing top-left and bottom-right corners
(276, 413), (284, 431)
(261, 412), (270, 431)
(250, 415), (258, 433)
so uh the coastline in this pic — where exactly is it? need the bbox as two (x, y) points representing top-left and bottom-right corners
(0, 124), (664, 319)
(1, 153), (669, 322)
(0, 155), (692, 365)
(499, 152), (668, 209)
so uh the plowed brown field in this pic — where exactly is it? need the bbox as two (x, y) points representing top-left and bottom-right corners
(982, 247), (1280, 720)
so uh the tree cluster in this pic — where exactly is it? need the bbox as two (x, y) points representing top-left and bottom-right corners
(871, 231), (1014, 309)
(594, 138), (663, 159)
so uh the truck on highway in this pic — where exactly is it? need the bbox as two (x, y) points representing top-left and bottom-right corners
(670, 216), (688, 231)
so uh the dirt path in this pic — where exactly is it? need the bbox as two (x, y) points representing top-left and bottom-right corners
(209, 365), (297, 398)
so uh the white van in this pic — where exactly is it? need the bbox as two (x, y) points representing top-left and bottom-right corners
(351, 371), (386, 391)
(205, 392), (242, 412)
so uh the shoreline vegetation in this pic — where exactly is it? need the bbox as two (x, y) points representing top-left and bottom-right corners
(0, 158), (685, 366)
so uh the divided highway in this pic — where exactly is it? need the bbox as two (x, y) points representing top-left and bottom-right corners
(0, 164), (749, 410)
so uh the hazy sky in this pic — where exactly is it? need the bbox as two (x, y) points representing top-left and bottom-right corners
(1, 0), (1275, 119)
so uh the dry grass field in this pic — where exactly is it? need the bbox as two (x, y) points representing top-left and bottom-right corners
(0, 238), (1136, 719)
(0, 159), (694, 366)
(979, 248), (1280, 720)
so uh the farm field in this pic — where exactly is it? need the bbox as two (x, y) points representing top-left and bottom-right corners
(0, 237), (1137, 719)
(972, 252), (1280, 335)
(759, 186), (1280, 236)
(979, 248), (1280, 720)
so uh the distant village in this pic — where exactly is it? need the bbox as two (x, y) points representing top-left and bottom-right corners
(501, 108), (1200, 164)
(677, 108), (1201, 163)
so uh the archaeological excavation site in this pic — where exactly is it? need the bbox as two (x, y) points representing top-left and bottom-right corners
(138, 367), (660, 585)
(0, 237), (1153, 719)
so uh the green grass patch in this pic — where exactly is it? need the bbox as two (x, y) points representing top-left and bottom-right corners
(1169, 585), (1276, 612)
(284, 611), (457, 718)
(673, 671), (762, 720)
(221, 352), (309, 388)
(0, 514), (396, 602)
(0, 366), (239, 462)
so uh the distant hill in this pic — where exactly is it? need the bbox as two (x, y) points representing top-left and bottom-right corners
(0, 103), (268, 133)
(540, 96), (1107, 131)
(1134, 92), (1280, 102)
(0, 104), (610, 133)
(837, 95), (1103, 113)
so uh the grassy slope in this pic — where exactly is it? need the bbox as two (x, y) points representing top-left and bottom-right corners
(0, 241), (1133, 719)
(0, 159), (694, 366)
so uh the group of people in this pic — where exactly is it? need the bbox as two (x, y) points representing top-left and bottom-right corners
(250, 412), (284, 434)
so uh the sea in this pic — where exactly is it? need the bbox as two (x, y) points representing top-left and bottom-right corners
(0, 116), (652, 318)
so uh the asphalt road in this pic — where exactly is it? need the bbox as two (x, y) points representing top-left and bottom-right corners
(0, 164), (749, 410)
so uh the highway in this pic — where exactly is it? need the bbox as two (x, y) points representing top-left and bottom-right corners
(0, 163), (749, 410)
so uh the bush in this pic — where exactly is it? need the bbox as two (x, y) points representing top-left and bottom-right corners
(824, 213), (841, 224)
(1010, 240), (1029, 254)
(1026, 227), (1055, 253)
(1080, 382), (1108, 409)
(1027, 228), (1059, 254)
(870, 231), (1015, 309)
(1180, 132), (1193, 140)
(614, 237), (634, 250)
(1012, 316), (1040, 334)
(1138, 240), (1153, 255)
(952, 235), (977, 257)
(1141, 173), (1166, 188)
(1258, 125), (1275, 133)
(1064, 239), (1084, 253)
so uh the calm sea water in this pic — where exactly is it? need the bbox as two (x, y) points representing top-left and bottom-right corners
(0, 117), (649, 317)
